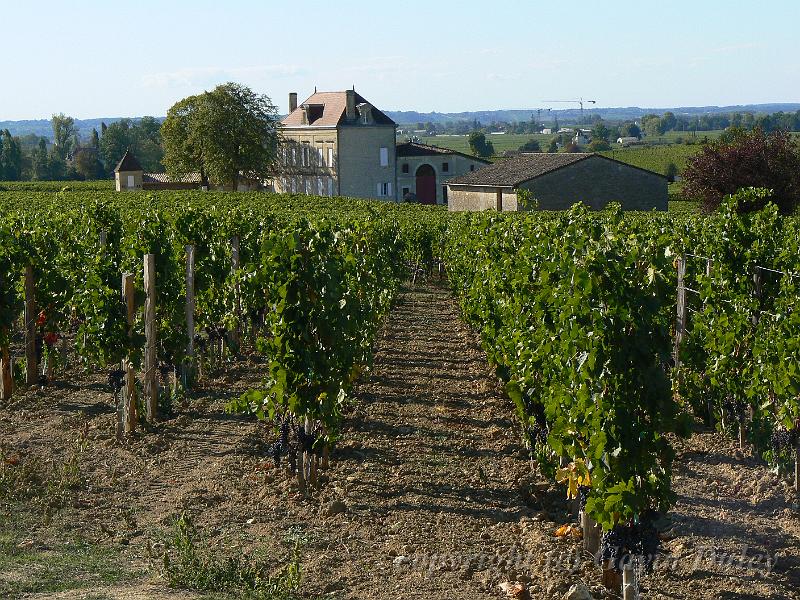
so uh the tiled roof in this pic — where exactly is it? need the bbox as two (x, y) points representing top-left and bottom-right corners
(114, 150), (143, 173)
(281, 91), (395, 127)
(447, 153), (595, 187)
(143, 172), (203, 184)
(396, 142), (491, 163)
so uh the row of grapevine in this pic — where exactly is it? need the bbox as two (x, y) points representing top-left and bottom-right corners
(444, 193), (799, 583)
(0, 192), (447, 495)
(673, 190), (800, 484)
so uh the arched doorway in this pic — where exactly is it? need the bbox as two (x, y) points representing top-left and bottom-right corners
(415, 164), (437, 204)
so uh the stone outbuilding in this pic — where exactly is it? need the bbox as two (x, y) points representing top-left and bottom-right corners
(446, 153), (668, 212)
(396, 142), (490, 205)
(114, 150), (144, 191)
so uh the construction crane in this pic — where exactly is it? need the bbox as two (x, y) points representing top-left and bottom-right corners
(533, 108), (551, 130)
(542, 98), (597, 123)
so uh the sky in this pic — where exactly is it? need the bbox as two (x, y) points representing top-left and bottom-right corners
(2, 0), (798, 120)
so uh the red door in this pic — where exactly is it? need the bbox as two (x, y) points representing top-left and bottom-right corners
(415, 164), (437, 204)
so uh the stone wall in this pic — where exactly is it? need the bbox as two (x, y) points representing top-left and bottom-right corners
(447, 186), (518, 211)
(337, 126), (397, 199)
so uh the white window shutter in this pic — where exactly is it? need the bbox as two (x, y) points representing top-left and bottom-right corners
(388, 182), (393, 197)
(377, 182), (383, 196)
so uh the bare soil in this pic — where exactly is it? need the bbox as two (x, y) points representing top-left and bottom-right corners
(0, 281), (798, 599)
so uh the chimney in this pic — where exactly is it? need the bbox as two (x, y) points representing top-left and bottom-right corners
(289, 92), (298, 114)
(345, 89), (356, 121)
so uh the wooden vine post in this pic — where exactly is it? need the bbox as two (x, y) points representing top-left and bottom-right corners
(184, 245), (195, 387)
(24, 264), (38, 386)
(622, 562), (636, 600)
(673, 256), (687, 369)
(581, 511), (601, 558)
(144, 254), (157, 422)
(705, 258), (715, 426)
(230, 236), (241, 350)
(0, 271), (11, 399)
(121, 273), (137, 435)
(795, 438), (800, 493)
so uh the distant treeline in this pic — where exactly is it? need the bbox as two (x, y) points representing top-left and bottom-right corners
(0, 115), (162, 182)
(403, 110), (800, 137)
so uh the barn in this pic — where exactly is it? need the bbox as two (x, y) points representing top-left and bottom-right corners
(446, 153), (668, 212)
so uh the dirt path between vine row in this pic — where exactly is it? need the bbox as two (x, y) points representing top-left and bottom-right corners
(2, 281), (799, 600)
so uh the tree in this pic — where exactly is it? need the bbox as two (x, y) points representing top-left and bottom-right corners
(519, 139), (541, 152)
(661, 111), (677, 132)
(547, 138), (559, 153)
(90, 128), (100, 150)
(0, 130), (22, 180)
(591, 122), (610, 142)
(74, 147), (103, 180)
(100, 117), (164, 174)
(162, 82), (280, 189)
(683, 128), (800, 213)
(620, 122), (641, 139)
(588, 139), (611, 152)
(51, 113), (76, 159)
(468, 131), (495, 158)
(32, 138), (50, 180)
(664, 162), (679, 182)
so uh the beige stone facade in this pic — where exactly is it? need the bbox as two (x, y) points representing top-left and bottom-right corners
(272, 90), (397, 200)
(396, 143), (490, 205)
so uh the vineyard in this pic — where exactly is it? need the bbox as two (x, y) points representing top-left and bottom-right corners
(0, 187), (798, 599)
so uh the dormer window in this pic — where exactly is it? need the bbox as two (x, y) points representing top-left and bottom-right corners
(357, 103), (373, 125)
(306, 104), (324, 124)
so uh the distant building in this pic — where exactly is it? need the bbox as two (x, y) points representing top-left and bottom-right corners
(114, 150), (262, 191)
(396, 142), (490, 205)
(114, 151), (144, 191)
(271, 90), (397, 200)
(541, 128), (553, 135)
(617, 136), (641, 146)
(446, 153), (667, 212)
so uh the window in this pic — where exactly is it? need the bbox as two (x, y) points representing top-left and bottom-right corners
(380, 147), (389, 167)
(328, 147), (334, 167)
(127, 175), (135, 188)
(328, 177), (334, 196)
(317, 176), (324, 195)
(377, 182), (392, 197)
(402, 187), (409, 196)
(470, 165), (475, 171)
(401, 163), (409, 174)
(318, 147), (325, 166)
(442, 186), (448, 203)
(442, 162), (449, 172)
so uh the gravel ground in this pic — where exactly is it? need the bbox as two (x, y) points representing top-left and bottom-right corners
(1, 281), (798, 599)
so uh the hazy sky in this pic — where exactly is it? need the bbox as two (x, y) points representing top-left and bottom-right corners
(2, 0), (798, 120)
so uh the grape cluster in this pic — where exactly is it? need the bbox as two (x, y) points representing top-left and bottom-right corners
(722, 396), (747, 423)
(771, 427), (798, 455)
(600, 515), (660, 572)
(107, 368), (125, 393)
(577, 485), (590, 512)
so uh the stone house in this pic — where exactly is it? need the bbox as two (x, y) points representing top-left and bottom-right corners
(447, 153), (668, 212)
(271, 90), (397, 200)
(396, 142), (490, 205)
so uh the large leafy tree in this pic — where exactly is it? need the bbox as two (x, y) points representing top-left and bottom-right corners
(51, 113), (76, 159)
(683, 127), (800, 214)
(162, 82), (280, 189)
